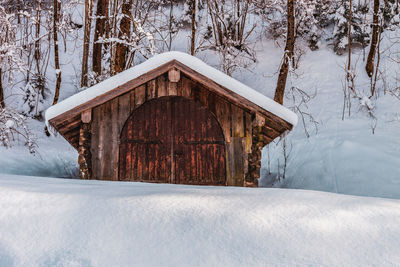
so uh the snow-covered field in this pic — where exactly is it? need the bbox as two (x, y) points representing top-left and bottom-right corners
(0, 174), (399, 266)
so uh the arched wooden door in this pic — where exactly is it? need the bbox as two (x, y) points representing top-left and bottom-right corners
(119, 96), (226, 185)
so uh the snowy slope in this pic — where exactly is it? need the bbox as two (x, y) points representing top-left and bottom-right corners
(0, 174), (399, 267)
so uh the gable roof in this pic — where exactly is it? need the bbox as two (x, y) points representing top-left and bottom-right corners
(46, 51), (298, 128)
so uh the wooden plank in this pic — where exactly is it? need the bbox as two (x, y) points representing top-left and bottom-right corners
(261, 124), (281, 140)
(101, 102), (112, 179)
(231, 104), (244, 137)
(110, 98), (119, 180)
(168, 68), (180, 82)
(207, 91), (216, 115)
(226, 142), (234, 186)
(118, 92), (131, 132)
(58, 119), (82, 135)
(198, 86), (209, 107)
(135, 84), (146, 108)
(180, 76), (192, 98)
(215, 96), (231, 143)
(147, 79), (157, 100)
(232, 137), (245, 186)
(92, 106), (101, 179)
(245, 112), (253, 154)
(157, 74), (168, 97)
(167, 81), (178, 96)
(129, 90), (135, 112)
(56, 114), (81, 129)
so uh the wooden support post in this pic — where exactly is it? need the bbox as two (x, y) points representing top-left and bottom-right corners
(78, 122), (92, 179)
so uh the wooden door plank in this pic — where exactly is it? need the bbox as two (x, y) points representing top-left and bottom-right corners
(157, 74), (168, 97)
(111, 98), (119, 180)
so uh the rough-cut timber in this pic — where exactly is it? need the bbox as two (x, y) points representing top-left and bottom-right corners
(48, 55), (296, 187)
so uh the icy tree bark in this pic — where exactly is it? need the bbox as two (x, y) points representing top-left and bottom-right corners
(114, 0), (132, 74)
(81, 0), (93, 87)
(366, 0), (380, 78)
(274, 0), (295, 105)
(92, 0), (109, 77)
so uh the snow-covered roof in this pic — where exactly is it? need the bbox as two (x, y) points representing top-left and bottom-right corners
(46, 51), (298, 127)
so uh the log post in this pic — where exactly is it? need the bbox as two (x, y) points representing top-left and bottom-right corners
(79, 109), (92, 179)
(246, 114), (269, 187)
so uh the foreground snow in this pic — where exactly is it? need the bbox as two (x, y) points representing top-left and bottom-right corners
(0, 175), (399, 266)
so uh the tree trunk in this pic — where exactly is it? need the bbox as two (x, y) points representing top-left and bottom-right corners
(81, 0), (93, 87)
(366, 0), (380, 78)
(114, 0), (132, 74)
(52, 0), (61, 105)
(92, 0), (109, 77)
(0, 68), (4, 108)
(274, 0), (295, 105)
(191, 0), (196, 55)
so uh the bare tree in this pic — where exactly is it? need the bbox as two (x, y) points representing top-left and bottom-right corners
(274, 0), (295, 104)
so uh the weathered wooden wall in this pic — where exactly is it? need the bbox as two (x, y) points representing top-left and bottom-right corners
(90, 72), (256, 186)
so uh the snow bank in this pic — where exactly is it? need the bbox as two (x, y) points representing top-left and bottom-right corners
(45, 51), (298, 127)
(0, 174), (399, 266)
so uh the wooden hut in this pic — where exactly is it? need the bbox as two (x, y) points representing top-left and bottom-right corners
(46, 52), (297, 187)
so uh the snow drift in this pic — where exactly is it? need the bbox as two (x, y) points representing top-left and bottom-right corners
(0, 174), (399, 266)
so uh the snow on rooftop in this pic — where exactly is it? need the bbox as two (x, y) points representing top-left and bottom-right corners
(45, 51), (298, 127)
